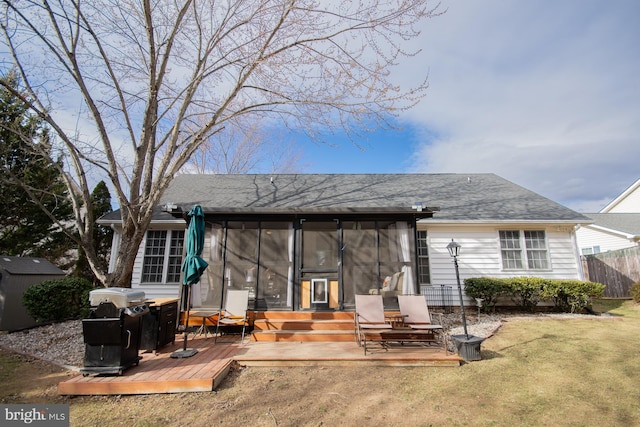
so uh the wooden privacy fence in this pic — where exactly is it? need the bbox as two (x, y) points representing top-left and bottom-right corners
(582, 246), (640, 298)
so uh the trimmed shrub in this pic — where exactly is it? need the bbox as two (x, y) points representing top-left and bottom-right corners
(541, 279), (605, 313)
(508, 276), (545, 312)
(23, 277), (96, 323)
(630, 282), (640, 303)
(465, 276), (605, 313)
(463, 277), (509, 312)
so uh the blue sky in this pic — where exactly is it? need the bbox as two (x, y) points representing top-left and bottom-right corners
(297, 0), (640, 213)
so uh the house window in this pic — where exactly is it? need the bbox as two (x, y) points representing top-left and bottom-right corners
(499, 230), (549, 270)
(142, 230), (185, 283)
(416, 230), (430, 284)
(581, 245), (601, 256)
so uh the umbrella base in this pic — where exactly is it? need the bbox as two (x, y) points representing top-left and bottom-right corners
(451, 334), (484, 361)
(170, 348), (198, 358)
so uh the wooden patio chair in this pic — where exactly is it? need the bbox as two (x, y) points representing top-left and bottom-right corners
(215, 290), (250, 343)
(397, 294), (447, 352)
(354, 294), (392, 355)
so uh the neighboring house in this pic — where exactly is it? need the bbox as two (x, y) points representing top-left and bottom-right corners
(99, 174), (591, 312)
(600, 178), (640, 213)
(0, 256), (66, 331)
(576, 178), (640, 254)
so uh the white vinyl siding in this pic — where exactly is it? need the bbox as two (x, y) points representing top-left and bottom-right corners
(422, 225), (580, 306)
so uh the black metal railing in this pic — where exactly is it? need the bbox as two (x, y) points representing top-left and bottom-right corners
(420, 285), (454, 313)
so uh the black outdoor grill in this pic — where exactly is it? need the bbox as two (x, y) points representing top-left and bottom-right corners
(81, 288), (149, 376)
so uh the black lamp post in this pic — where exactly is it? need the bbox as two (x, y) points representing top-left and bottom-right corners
(446, 239), (469, 338)
(447, 238), (484, 361)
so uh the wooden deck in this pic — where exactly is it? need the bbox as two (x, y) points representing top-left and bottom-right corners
(58, 334), (461, 396)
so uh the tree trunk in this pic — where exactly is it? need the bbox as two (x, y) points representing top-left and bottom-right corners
(104, 216), (149, 288)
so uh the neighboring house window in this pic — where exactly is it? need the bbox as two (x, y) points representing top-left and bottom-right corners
(581, 246), (601, 256)
(142, 230), (185, 283)
(416, 230), (430, 284)
(499, 230), (549, 270)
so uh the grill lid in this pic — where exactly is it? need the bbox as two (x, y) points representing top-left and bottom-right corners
(89, 288), (146, 308)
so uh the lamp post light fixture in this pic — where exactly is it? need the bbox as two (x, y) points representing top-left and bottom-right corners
(447, 238), (485, 361)
(446, 239), (468, 338)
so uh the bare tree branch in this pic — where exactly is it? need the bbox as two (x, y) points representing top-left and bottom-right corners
(0, 0), (442, 287)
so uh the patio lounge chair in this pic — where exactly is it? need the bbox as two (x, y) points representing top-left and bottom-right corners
(215, 289), (250, 343)
(397, 295), (446, 352)
(354, 294), (393, 355)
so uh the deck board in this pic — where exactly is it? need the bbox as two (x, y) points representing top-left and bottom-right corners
(58, 333), (461, 396)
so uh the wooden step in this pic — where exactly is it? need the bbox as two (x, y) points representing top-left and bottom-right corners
(254, 311), (354, 320)
(253, 319), (354, 331)
(252, 330), (356, 342)
(251, 311), (356, 342)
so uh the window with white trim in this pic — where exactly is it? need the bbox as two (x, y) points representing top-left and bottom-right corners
(581, 246), (601, 256)
(499, 230), (549, 270)
(142, 230), (185, 283)
(416, 230), (431, 284)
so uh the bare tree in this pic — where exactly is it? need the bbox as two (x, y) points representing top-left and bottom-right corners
(0, 0), (442, 287)
(186, 120), (302, 174)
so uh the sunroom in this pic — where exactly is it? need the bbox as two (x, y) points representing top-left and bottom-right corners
(178, 214), (432, 312)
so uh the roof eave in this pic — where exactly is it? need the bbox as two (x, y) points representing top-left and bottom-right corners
(587, 224), (639, 240)
(420, 219), (589, 225)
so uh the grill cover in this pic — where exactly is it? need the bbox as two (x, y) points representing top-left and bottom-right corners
(89, 288), (146, 308)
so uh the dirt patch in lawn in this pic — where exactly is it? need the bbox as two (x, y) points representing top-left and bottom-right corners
(0, 348), (74, 404)
(0, 346), (436, 426)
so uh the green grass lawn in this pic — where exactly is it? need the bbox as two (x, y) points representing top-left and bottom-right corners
(387, 300), (640, 426)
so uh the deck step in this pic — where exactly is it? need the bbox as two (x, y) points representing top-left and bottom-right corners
(252, 330), (356, 342)
(254, 311), (355, 320)
(251, 312), (356, 342)
(253, 319), (354, 331)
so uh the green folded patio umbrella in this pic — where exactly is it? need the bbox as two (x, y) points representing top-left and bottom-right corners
(171, 205), (209, 359)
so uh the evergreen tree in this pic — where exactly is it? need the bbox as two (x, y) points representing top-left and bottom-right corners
(91, 181), (114, 270)
(0, 71), (75, 264)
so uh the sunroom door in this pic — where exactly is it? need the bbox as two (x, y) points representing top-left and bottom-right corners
(299, 221), (340, 310)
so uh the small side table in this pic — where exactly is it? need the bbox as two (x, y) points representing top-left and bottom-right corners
(190, 311), (219, 338)
(385, 314), (407, 328)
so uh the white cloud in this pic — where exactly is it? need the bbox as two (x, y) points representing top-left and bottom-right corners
(400, 0), (640, 211)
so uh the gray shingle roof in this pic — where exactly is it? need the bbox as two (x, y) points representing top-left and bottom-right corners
(0, 256), (64, 275)
(98, 206), (183, 224)
(583, 213), (640, 236)
(157, 173), (588, 222)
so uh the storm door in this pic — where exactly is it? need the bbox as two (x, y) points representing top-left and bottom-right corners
(299, 220), (340, 310)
